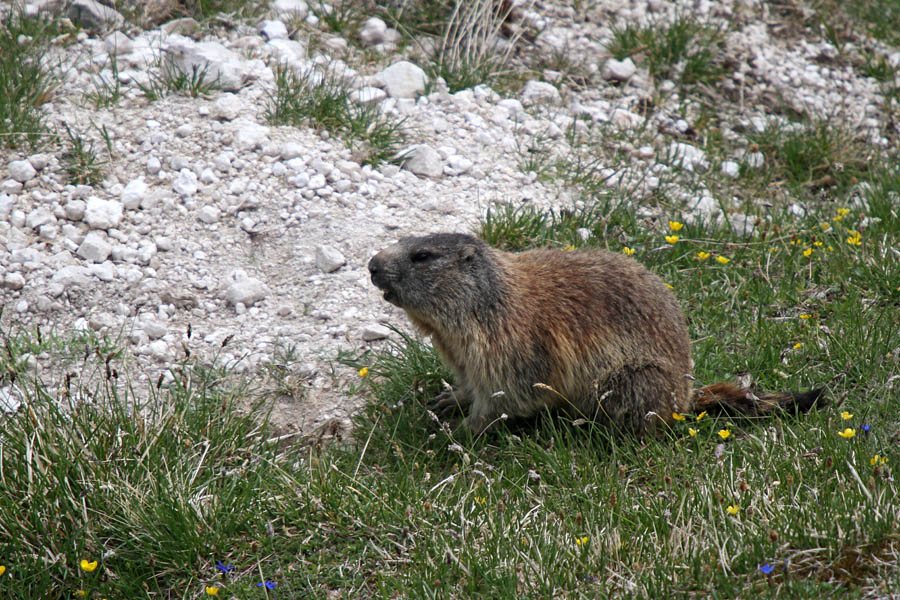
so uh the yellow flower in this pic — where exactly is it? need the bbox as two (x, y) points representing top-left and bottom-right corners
(870, 454), (888, 466)
(846, 232), (862, 246)
(799, 314), (811, 319)
(358, 367), (369, 378)
(696, 411), (707, 421)
(521, 538), (528, 546)
(688, 428), (697, 437)
(206, 587), (220, 596)
(833, 215), (843, 221)
(814, 241), (823, 247)
(665, 235), (679, 244)
(74, 591), (87, 598)
(696, 251), (710, 260)
(716, 256), (730, 264)
(564, 244), (576, 251)
(791, 239), (802, 245)
(80, 560), (98, 573)
(793, 342), (803, 349)
(838, 428), (856, 439)
(665, 283), (674, 290)
(769, 247), (777, 252)
(622, 246), (635, 256)
(575, 536), (589, 546)
(820, 222), (831, 230)
(837, 208), (850, 216)
(840, 411), (853, 420)
(718, 429), (731, 440)
(725, 505), (740, 515)
(803, 247), (813, 257)
(0, 565), (5, 576)
(672, 412), (686, 421)
(669, 220), (684, 231)
(475, 496), (486, 505)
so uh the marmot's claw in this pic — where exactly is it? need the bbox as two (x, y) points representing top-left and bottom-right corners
(428, 389), (470, 421)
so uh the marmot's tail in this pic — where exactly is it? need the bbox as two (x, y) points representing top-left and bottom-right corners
(691, 382), (824, 416)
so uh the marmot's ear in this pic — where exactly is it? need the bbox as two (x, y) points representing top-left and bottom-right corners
(458, 244), (477, 261)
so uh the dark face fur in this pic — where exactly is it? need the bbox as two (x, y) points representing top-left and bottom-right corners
(368, 234), (500, 323)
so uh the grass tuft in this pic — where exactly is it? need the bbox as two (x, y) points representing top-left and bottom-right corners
(136, 59), (220, 101)
(61, 123), (106, 185)
(266, 63), (406, 165)
(0, 10), (60, 149)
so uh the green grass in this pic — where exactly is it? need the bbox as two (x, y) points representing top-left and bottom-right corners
(4, 162), (897, 596)
(84, 52), (123, 109)
(0, 10), (60, 149)
(608, 17), (727, 87)
(266, 64), (407, 166)
(136, 59), (220, 101)
(61, 123), (106, 185)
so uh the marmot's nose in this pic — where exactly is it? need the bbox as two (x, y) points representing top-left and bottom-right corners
(368, 255), (382, 276)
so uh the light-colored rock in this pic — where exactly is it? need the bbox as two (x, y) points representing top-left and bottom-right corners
(315, 245), (346, 273)
(603, 57), (637, 81)
(359, 17), (387, 46)
(25, 207), (54, 230)
(64, 199), (86, 221)
(51, 265), (93, 288)
(84, 197), (124, 229)
(667, 142), (708, 172)
(521, 80), (561, 105)
(146, 156), (161, 175)
(165, 35), (254, 92)
(354, 86), (387, 105)
(259, 19), (289, 40)
(721, 160), (740, 178)
(67, 0), (124, 29)
(224, 275), (268, 307)
(198, 205), (220, 223)
(400, 144), (443, 178)
(76, 231), (112, 262)
(271, 0), (307, 18)
(104, 30), (133, 54)
(362, 323), (392, 341)
(121, 178), (148, 209)
(8, 160), (37, 183)
(211, 93), (244, 121)
(173, 169), (198, 196)
(3, 272), (25, 290)
(380, 61), (428, 98)
(233, 121), (270, 151)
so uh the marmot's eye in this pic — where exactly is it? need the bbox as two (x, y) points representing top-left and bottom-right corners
(410, 250), (434, 263)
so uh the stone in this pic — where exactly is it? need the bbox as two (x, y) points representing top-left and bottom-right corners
(3, 272), (25, 291)
(25, 207), (54, 230)
(224, 276), (268, 307)
(380, 61), (428, 98)
(165, 35), (254, 92)
(315, 245), (346, 273)
(359, 17), (387, 46)
(104, 30), (133, 54)
(8, 160), (37, 183)
(233, 121), (270, 151)
(446, 155), (474, 175)
(211, 93), (244, 121)
(121, 178), (148, 209)
(521, 80), (561, 105)
(271, 0), (307, 18)
(400, 144), (443, 178)
(84, 197), (124, 229)
(721, 160), (740, 178)
(603, 57), (636, 81)
(173, 169), (198, 196)
(146, 156), (161, 175)
(259, 19), (289, 40)
(51, 265), (93, 288)
(66, 0), (124, 30)
(76, 231), (112, 262)
(198, 205), (220, 223)
(667, 142), (708, 172)
(362, 323), (392, 341)
(354, 86), (387, 104)
(64, 199), (86, 221)
(0, 194), (12, 217)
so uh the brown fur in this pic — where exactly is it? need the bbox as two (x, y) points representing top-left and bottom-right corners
(368, 233), (823, 435)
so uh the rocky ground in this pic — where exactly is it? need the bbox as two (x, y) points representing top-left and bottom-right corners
(1, 0), (896, 434)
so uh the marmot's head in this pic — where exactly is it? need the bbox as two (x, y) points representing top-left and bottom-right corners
(368, 233), (502, 325)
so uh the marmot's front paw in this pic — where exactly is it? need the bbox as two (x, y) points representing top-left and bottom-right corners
(428, 389), (471, 421)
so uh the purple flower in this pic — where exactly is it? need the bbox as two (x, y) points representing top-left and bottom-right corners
(216, 561), (234, 574)
(257, 581), (277, 589)
(861, 424), (871, 433)
(760, 564), (774, 575)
